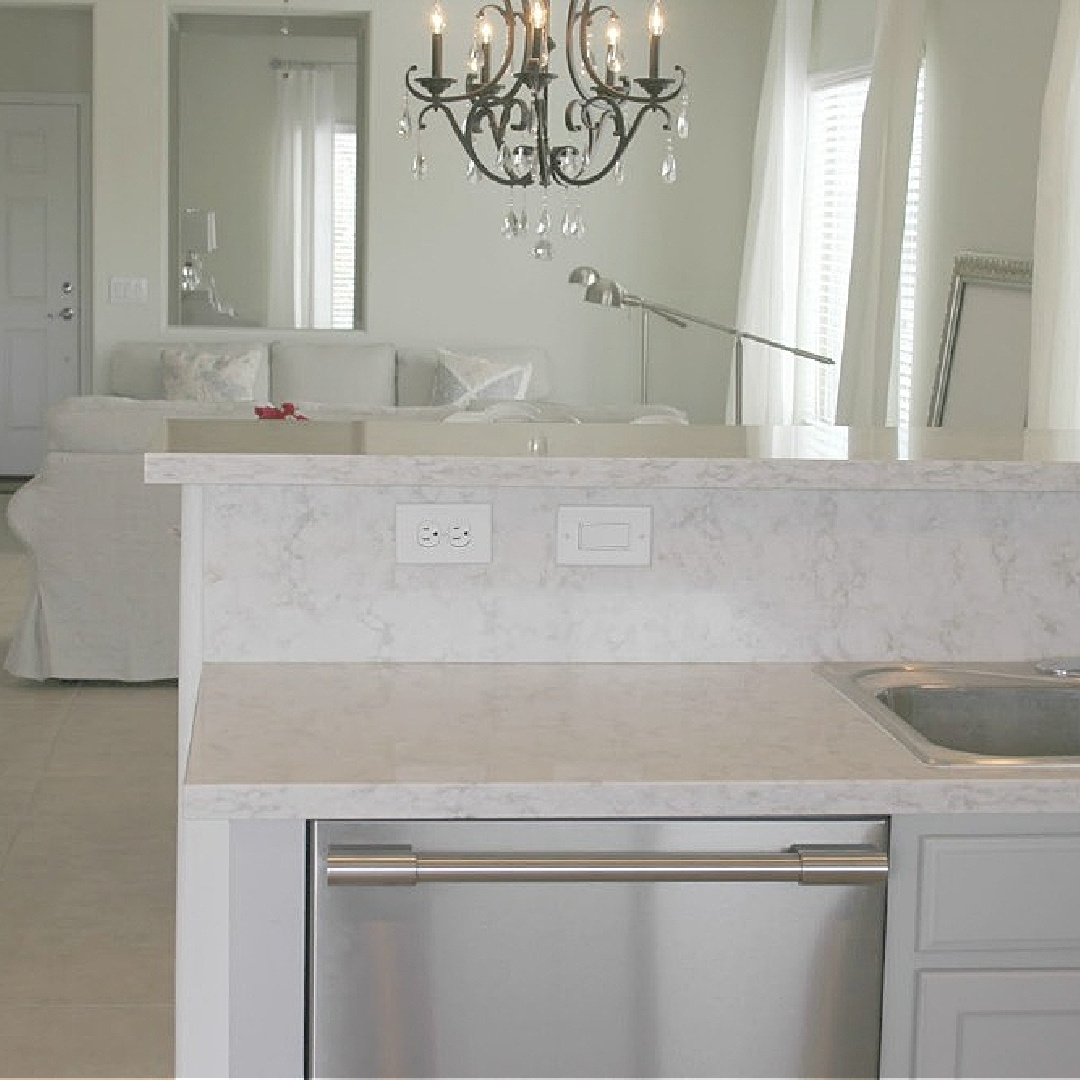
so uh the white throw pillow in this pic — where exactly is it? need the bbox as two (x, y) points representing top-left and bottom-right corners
(430, 348), (532, 407)
(160, 347), (264, 402)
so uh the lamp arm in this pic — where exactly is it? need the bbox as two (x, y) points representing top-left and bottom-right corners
(635, 300), (834, 366)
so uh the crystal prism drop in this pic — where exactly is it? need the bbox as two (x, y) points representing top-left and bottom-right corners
(501, 207), (518, 239)
(677, 96), (690, 140)
(412, 152), (428, 181)
(398, 99), (413, 140)
(537, 201), (552, 236)
(532, 237), (554, 261)
(573, 206), (586, 238)
(515, 206), (528, 235)
(661, 141), (677, 184)
(614, 159), (626, 185)
(561, 208), (573, 237)
(466, 160), (480, 185)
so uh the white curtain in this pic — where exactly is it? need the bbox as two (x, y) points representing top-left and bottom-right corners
(267, 65), (335, 329)
(835, 0), (926, 426)
(735, 0), (813, 426)
(1028, 0), (1080, 429)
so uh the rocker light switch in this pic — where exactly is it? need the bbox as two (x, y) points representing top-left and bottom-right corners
(556, 506), (652, 566)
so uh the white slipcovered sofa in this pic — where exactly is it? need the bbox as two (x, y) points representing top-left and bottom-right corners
(4, 340), (551, 681)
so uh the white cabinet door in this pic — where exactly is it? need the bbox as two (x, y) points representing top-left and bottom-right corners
(0, 101), (81, 476)
(915, 969), (1080, 1079)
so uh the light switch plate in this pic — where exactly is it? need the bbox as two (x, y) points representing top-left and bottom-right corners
(556, 506), (652, 566)
(108, 276), (149, 304)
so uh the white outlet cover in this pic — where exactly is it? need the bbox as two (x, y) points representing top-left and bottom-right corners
(557, 506), (652, 566)
(396, 503), (492, 564)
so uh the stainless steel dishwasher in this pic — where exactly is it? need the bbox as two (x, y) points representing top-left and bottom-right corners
(308, 818), (888, 1079)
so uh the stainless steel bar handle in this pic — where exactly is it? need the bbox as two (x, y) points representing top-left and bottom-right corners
(326, 845), (887, 887)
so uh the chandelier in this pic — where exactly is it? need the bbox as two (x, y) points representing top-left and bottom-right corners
(399, 1), (689, 258)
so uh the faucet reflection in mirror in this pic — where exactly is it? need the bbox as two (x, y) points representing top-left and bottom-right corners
(569, 266), (834, 422)
(400, 1), (689, 259)
(179, 208), (243, 324)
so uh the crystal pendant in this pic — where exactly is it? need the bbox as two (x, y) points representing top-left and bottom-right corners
(397, 96), (413, 140)
(677, 94), (691, 140)
(661, 138), (677, 184)
(573, 205), (586, 238)
(614, 159), (626, 185)
(561, 206), (574, 237)
(537, 198), (552, 236)
(468, 42), (483, 76)
(466, 160), (480, 184)
(412, 151), (428, 181)
(501, 204), (519, 239)
(532, 237), (554, 261)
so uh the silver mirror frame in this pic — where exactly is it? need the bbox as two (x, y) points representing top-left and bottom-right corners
(927, 251), (1033, 427)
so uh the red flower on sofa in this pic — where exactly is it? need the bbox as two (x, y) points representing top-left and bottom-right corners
(254, 402), (308, 421)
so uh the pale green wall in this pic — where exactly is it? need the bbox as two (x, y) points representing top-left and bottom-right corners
(0, 7), (91, 93)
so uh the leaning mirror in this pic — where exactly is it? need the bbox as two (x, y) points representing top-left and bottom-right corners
(927, 252), (1034, 429)
(168, 11), (367, 330)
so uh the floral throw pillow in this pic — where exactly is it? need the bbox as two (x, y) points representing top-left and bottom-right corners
(430, 349), (533, 407)
(160, 347), (264, 403)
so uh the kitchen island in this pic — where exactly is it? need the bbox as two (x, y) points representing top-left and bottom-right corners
(149, 422), (1080, 1078)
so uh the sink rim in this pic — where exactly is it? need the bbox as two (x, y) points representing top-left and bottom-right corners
(816, 661), (1080, 768)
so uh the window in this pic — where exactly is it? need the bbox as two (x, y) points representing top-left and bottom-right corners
(798, 67), (925, 425)
(332, 125), (357, 330)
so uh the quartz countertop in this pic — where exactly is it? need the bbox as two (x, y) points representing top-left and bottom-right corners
(144, 419), (1080, 491)
(183, 663), (1080, 820)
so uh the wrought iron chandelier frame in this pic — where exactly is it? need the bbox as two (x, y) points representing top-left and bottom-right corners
(404, 0), (688, 189)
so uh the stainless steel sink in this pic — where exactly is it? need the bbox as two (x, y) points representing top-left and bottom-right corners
(817, 662), (1080, 766)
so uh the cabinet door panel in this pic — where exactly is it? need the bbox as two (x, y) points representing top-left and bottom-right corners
(917, 835), (1080, 952)
(915, 969), (1080, 1078)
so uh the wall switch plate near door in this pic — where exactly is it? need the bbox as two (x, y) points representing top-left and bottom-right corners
(396, 504), (493, 564)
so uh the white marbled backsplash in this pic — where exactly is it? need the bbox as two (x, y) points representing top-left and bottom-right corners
(197, 483), (1080, 664)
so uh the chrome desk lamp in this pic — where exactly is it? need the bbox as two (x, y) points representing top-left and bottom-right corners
(569, 266), (833, 422)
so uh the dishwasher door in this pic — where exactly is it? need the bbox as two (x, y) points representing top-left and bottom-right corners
(308, 818), (888, 1079)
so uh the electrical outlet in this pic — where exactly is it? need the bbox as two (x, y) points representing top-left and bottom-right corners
(396, 504), (492, 564)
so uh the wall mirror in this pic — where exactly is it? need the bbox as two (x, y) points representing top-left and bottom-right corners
(168, 11), (368, 330)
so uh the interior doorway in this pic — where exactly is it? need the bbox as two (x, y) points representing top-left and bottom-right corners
(0, 7), (91, 479)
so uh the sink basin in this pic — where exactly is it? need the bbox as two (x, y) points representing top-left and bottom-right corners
(818, 662), (1080, 767)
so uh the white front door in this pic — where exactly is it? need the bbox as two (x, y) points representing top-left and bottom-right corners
(0, 101), (81, 477)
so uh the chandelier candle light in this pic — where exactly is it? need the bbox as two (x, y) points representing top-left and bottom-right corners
(400, 1), (690, 259)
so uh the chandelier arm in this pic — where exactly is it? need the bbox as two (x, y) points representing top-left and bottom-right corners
(568, 1), (686, 108)
(438, 100), (531, 187)
(551, 101), (662, 186)
(568, 1), (627, 104)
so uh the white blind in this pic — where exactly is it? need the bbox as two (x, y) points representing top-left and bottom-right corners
(332, 126), (357, 330)
(894, 64), (925, 432)
(798, 68), (925, 427)
(799, 75), (870, 424)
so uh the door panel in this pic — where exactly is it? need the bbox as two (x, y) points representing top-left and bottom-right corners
(0, 101), (81, 476)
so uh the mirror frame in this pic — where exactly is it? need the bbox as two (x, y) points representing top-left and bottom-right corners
(927, 251), (1034, 427)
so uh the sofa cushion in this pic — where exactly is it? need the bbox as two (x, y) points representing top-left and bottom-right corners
(161, 346), (265, 402)
(270, 341), (396, 406)
(431, 349), (532, 406)
(397, 346), (552, 405)
(109, 340), (270, 400)
(47, 396), (257, 453)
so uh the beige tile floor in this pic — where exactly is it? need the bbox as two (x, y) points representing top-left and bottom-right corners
(0, 494), (176, 1078)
